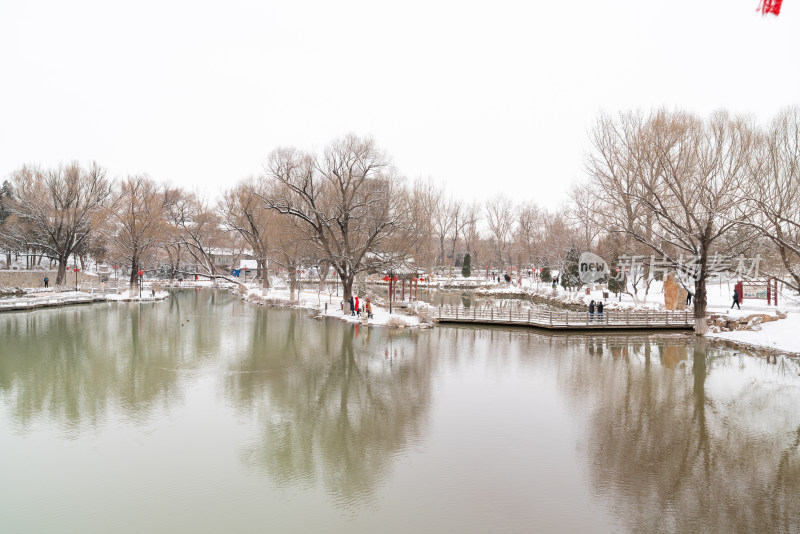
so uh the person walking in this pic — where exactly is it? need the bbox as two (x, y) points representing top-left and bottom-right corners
(349, 296), (355, 316)
(686, 291), (693, 306)
(731, 288), (740, 310)
(44, 277), (49, 288)
(365, 299), (373, 319)
(597, 301), (604, 322)
(589, 300), (596, 323)
(355, 296), (360, 317)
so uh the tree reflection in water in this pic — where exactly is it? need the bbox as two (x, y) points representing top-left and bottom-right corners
(566, 334), (800, 533)
(227, 310), (434, 508)
(0, 291), (225, 434)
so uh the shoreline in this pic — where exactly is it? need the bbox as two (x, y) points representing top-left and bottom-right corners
(3, 283), (797, 359)
(0, 289), (170, 312)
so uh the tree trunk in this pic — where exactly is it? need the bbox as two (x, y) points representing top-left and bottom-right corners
(693, 249), (709, 335)
(260, 259), (271, 289)
(129, 257), (139, 292)
(288, 268), (297, 301)
(56, 255), (68, 285)
(341, 275), (353, 314)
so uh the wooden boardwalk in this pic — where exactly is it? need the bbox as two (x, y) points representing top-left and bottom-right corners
(436, 305), (693, 330)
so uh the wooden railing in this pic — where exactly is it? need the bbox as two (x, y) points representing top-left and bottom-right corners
(437, 305), (692, 329)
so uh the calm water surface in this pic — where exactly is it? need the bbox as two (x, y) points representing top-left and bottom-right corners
(1, 290), (799, 533)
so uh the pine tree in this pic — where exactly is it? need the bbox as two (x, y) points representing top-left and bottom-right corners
(560, 245), (581, 290)
(461, 252), (471, 278)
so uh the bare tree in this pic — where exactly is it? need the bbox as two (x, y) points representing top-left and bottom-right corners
(220, 179), (274, 288)
(745, 107), (800, 292)
(403, 178), (439, 273)
(2, 162), (113, 285)
(168, 191), (222, 277)
(462, 201), (482, 267)
(263, 134), (405, 307)
(432, 190), (454, 268)
(109, 175), (170, 291)
(447, 198), (467, 275)
(485, 193), (514, 267)
(515, 200), (544, 270)
(585, 110), (758, 333)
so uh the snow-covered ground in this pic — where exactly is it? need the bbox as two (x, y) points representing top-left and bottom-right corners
(240, 285), (427, 329)
(5, 268), (800, 355)
(0, 289), (169, 311)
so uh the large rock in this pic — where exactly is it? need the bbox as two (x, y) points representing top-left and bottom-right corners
(746, 316), (763, 330)
(663, 273), (688, 311)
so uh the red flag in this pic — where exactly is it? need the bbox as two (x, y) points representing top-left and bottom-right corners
(758, 0), (782, 15)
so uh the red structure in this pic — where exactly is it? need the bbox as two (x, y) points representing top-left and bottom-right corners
(758, 0), (783, 16)
(736, 278), (778, 305)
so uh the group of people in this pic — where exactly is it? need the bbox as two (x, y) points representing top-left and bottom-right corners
(588, 299), (604, 322)
(348, 295), (373, 319)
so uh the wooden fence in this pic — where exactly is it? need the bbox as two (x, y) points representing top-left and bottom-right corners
(436, 305), (693, 330)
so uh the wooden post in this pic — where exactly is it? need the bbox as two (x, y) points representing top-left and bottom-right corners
(626, 311), (630, 325)
(549, 310), (552, 326)
(566, 311), (569, 326)
(456, 307), (459, 319)
(491, 308), (494, 321)
(528, 309), (531, 323)
(473, 306), (476, 319)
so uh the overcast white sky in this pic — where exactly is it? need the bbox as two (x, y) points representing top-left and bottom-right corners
(1, 0), (798, 209)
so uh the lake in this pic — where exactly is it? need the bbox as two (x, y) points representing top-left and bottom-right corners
(1, 290), (799, 533)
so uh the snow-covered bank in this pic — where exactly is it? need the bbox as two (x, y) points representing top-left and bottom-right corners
(706, 310), (800, 355)
(237, 285), (431, 329)
(0, 289), (169, 312)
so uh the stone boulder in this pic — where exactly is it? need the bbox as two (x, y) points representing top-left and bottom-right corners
(746, 316), (763, 331)
(663, 273), (688, 311)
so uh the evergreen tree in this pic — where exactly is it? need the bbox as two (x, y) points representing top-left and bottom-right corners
(0, 180), (11, 224)
(541, 267), (552, 283)
(560, 245), (582, 290)
(461, 252), (471, 278)
(607, 272), (623, 295)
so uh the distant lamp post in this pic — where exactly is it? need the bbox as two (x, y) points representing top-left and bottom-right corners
(74, 267), (80, 292)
